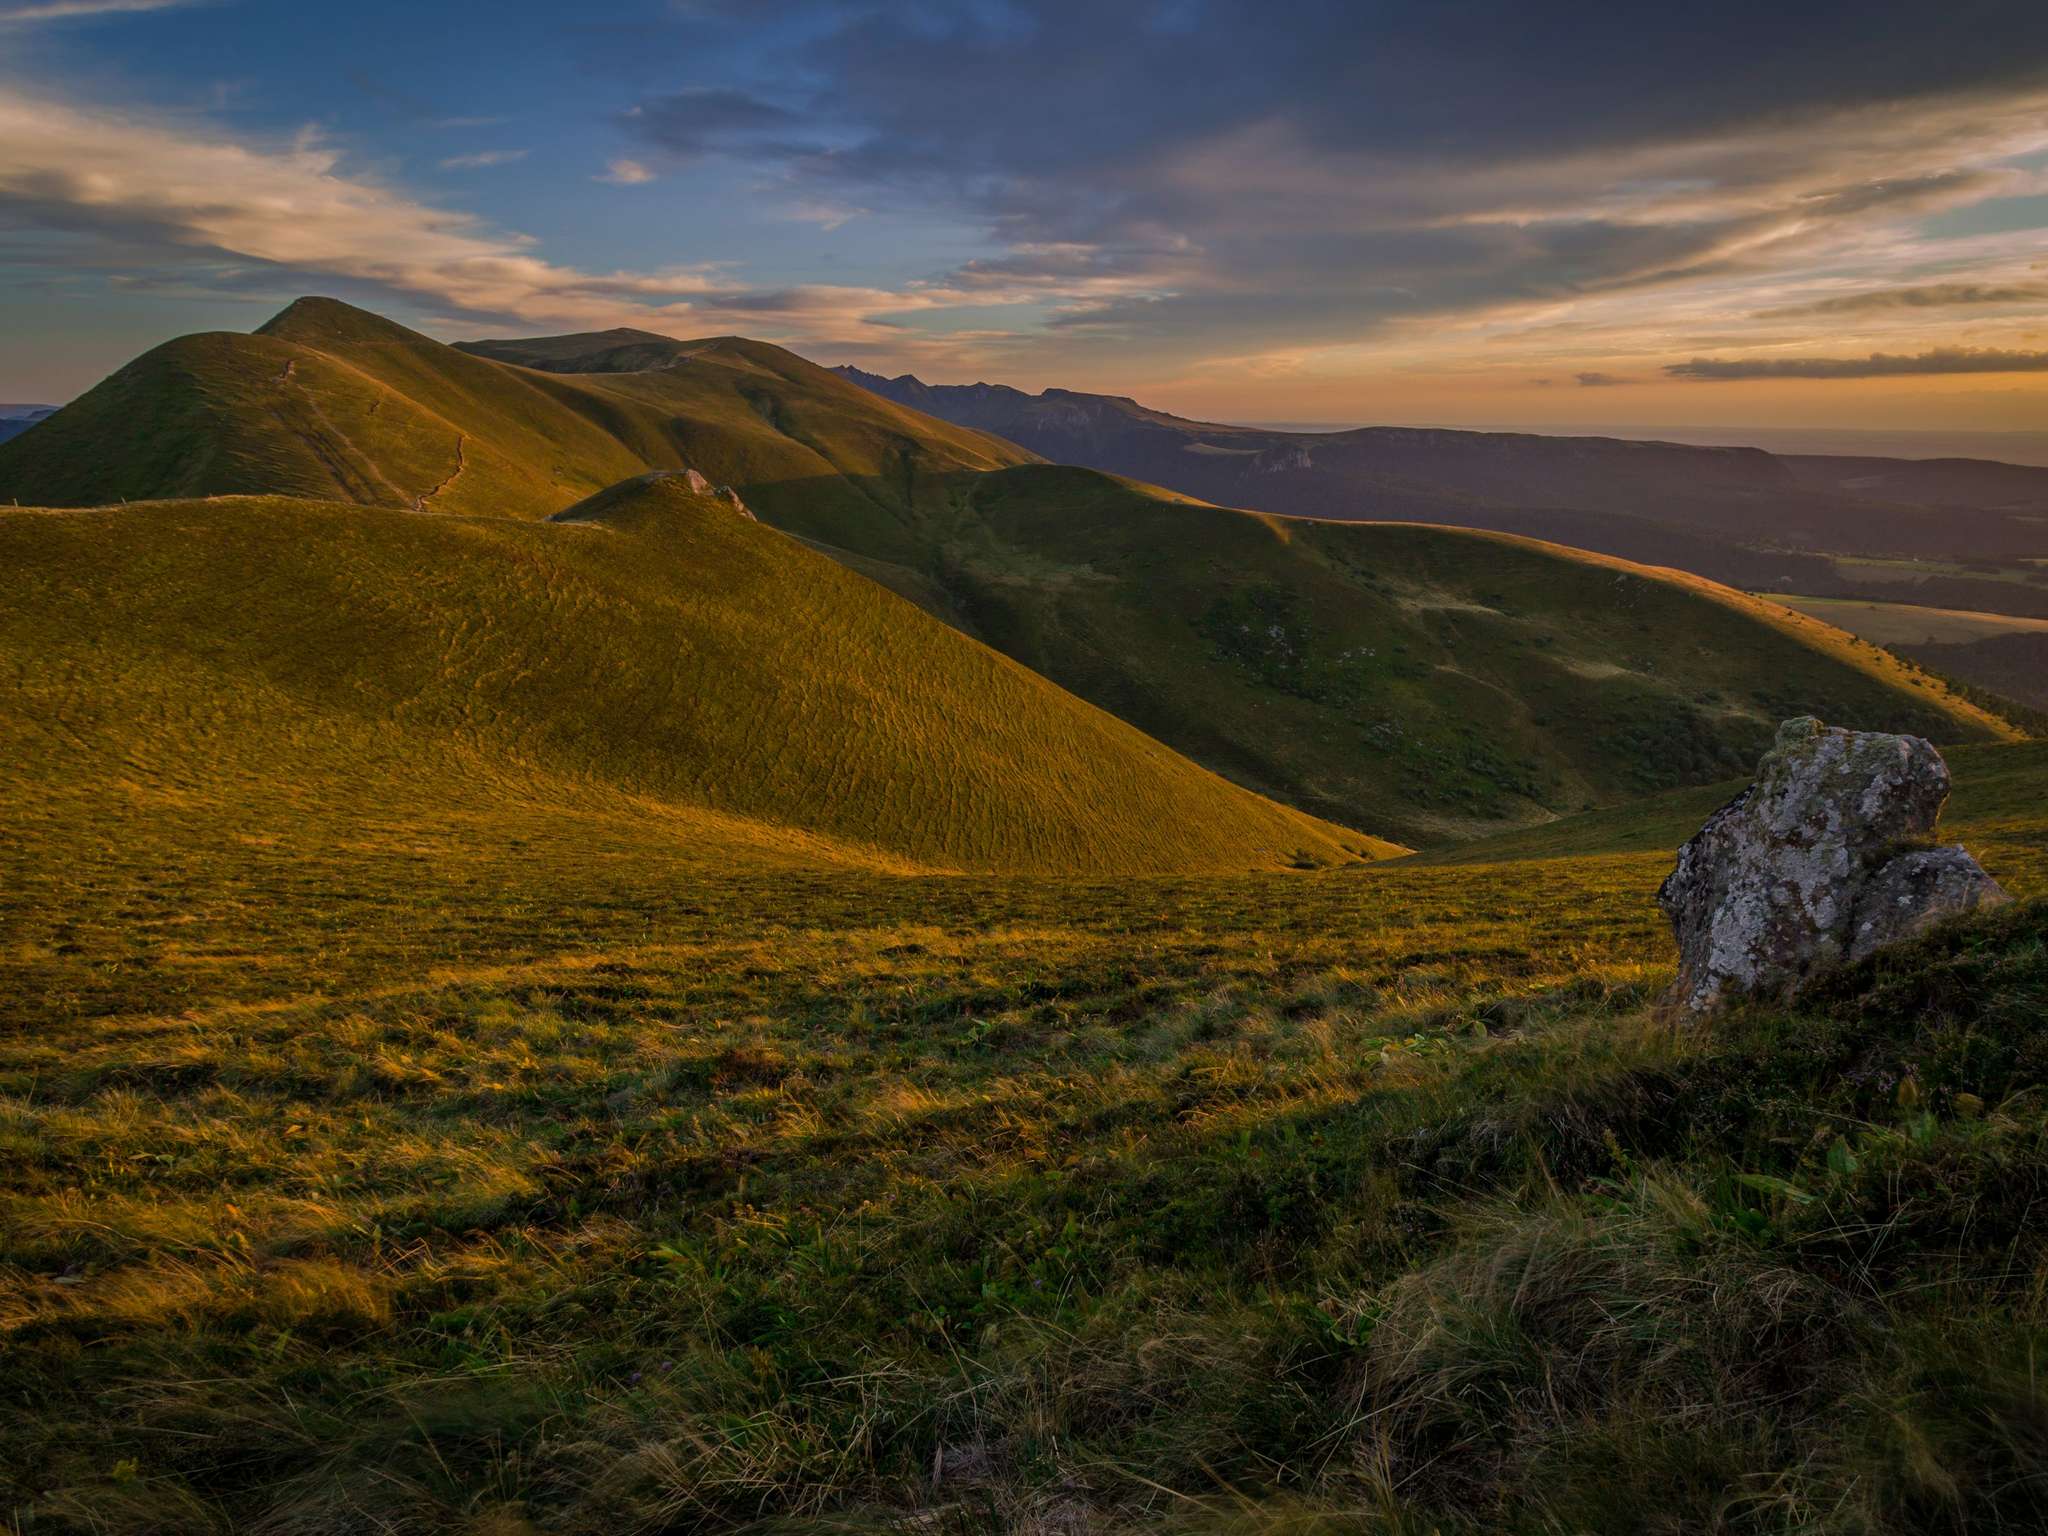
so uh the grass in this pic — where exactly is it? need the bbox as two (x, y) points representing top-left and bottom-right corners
(0, 486), (1383, 878)
(7, 295), (2048, 1536)
(1, 740), (2044, 1532)
(1411, 739), (2048, 867)
(1897, 633), (2048, 715)
(1833, 554), (2048, 588)
(1768, 594), (2048, 645)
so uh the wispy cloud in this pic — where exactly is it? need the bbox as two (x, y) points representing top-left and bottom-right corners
(595, 159), (655, 186)
(780, 199), (865, 231)
(0, 89), (715, 324)
(10, 0), (2048, 403)
(1669, 347), (2048, 381)
(0, 0), (196, 22)
(439, 150), (528, 171)
(1574, 371), (1627, 387)
(0, 86), (1045, 360)
(626, 88), (803, 161)
(1754, 281), (2048, 318)
(603, 0), (2048, 390)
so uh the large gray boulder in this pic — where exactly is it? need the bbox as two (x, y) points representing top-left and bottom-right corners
(1659, 717), (2009, 1016)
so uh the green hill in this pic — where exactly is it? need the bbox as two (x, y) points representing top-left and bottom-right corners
(835, 465), (2014, 843)
(0, 298), (1032, 554)
(0, 478), (1389, 878)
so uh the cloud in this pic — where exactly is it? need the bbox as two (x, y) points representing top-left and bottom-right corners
(1574, 371), (1627, 386)
(1668, 347), (2048, 380)
(0, 86), (1053, 362)
(14, 0), (2048, 392)
(0, 0), (194, 21)
(439, 150), (529, 171)
(626, 87), (808, 161)
(0, 89), (720, 324)
(1755, 281), (2048, 317)
(596, 0), (2048, 378)
(779, 199), (864, 230)
(595, 158), (655, 185)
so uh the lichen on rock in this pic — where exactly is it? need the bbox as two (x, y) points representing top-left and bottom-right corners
(1659, 716), (2009, 1016)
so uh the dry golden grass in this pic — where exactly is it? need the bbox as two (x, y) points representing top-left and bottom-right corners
(1, 775), (2043, 1531)
(0, 493), (2042, 1528)
(0, 486), (1384, 879)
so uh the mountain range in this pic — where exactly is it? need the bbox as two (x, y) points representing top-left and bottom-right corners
(834, 367), (2048, 606)
(0, 404), (54, 447)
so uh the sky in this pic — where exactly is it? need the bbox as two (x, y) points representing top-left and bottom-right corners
(3, 0), (2048, 432)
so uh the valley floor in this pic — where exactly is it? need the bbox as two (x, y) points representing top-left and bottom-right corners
(4, 751), (2047, 1534)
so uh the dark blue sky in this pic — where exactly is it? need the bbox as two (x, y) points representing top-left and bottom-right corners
(4, 0), (2047, 430)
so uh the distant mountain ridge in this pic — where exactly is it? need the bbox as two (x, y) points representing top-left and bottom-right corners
(0, 405), (54, 448)
(832, 365), (2048, 571)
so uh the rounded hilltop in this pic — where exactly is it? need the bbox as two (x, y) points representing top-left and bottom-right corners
(549, 468), (754, 527)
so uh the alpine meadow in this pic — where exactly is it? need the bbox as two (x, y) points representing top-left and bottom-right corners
(5, 6), (2048, 1534)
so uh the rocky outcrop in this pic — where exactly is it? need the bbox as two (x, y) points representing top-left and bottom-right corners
(547, 468), (758, 529)
(1659, 717), (2009, 1016)
(675, 467), (755, 520)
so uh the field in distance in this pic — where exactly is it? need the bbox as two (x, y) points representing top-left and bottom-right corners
(1768, 594), (2048, 646)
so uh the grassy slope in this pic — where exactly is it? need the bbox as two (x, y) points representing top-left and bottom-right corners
(0, 484), (1386, 878)
(2, 725), (2044, 1532)
(0, 299), (1032, 539)
(900, 466), (2013, 844)
(1902, 632), (2048, 712)
(1412, 738), (2048, 866)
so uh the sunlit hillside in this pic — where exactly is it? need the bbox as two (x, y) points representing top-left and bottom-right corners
(0, 299), (1032, 545)
(892, 466), (2014, 842)
(0, 482), (1385, 880)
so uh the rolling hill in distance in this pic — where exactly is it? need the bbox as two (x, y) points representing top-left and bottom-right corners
(0, 299), (1033, 558)
(0, 404), (54, 446)
(465, 316), (2015, 841)
(0, 297), (2015, 848)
